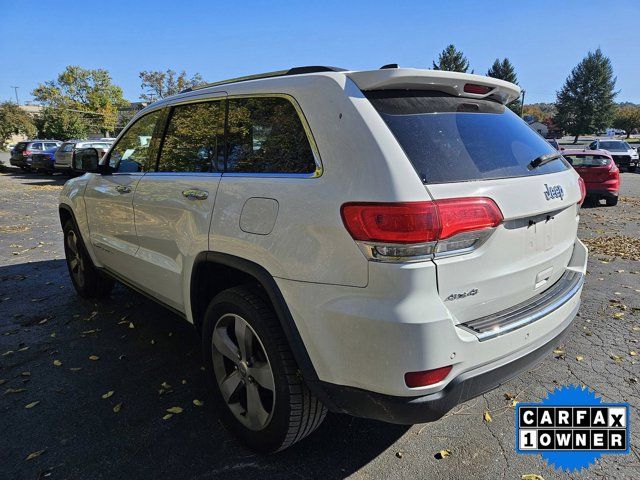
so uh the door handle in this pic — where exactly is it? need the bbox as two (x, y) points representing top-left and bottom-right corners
(182, 189), (208, 200)
(115, 185), (132, 194)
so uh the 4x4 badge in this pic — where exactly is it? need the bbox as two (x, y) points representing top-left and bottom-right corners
(544, 184), (564, 201)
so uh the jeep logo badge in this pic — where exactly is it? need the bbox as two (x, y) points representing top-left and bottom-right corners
(544, 184), (564, 201)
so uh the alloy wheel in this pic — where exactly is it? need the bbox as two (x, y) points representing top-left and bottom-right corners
(66, 229), (85, 288)
(211, 313), (276, 431)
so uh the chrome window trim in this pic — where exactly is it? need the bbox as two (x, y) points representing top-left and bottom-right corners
(149, 92), (323, 178)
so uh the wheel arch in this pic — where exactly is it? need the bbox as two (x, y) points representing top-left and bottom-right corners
(190, 252), (319, 383)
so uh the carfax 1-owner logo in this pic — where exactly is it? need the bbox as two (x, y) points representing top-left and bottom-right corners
(515, 385), (631, 471)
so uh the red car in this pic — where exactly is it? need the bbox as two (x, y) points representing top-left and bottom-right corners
(563, 149), (620, 206)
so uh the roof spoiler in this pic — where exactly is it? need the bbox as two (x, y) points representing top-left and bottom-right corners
(347, 68), (521, 105)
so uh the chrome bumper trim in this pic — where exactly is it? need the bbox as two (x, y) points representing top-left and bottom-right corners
(458, 269), (584, 341)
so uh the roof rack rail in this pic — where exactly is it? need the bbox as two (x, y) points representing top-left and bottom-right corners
(180, 66), (347, 93)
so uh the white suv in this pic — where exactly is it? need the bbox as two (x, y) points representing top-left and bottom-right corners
(59, 66), (588, 452)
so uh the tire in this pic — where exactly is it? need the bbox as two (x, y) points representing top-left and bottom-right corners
(202, 286), (326, 453)
(63, 219), (115, 299)
(606, 196), (618, 206)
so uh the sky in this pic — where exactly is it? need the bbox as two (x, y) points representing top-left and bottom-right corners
(1, 0), (639, 105)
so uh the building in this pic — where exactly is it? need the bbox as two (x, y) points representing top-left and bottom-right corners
(527, 120), (549, 138)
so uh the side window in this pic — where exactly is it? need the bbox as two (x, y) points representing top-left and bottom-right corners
(44, 142), (58, 149)
(157, 101), (225, 173)
(107, 110), (163, 172)
(31, 142), (43, 151)
(62, 143), (74, 152)
(226, 97), (316, 174)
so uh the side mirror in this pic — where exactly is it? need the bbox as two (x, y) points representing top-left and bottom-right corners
(72, 148), (108, 174)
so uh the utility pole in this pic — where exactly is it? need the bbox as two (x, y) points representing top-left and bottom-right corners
(520, 89), (526, 118)
(10, 86), (20, 105)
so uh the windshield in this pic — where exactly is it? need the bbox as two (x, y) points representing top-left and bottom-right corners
(599, 141), (627, 151)
(564, 155), (610, 167)
(366, 90), (569, 183)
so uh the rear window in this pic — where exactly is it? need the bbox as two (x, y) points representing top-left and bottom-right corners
(598, 141), (627, 151)
(366, 91), (569, 184)
(565, 155), (610, 167)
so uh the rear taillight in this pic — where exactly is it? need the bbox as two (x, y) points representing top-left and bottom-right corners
(405, 365), (452, 388)
(341, 197), (503, 262)
(23, 150), (31, 157)
(577, 177), (586, 205)
(463, 83), (493, 95)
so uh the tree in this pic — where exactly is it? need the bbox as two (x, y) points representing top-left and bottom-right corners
(612, 105), (640, 138)
(32, 66), (128, 138)
(487, 58), (520, 113)
(432, 45), (472, 73)
(522, 105), (545, 123)
(0, 102), (36, 149)
(34, 106), (90, 141)
(139, 70), (205, 102)
(554, 49), (617, 143)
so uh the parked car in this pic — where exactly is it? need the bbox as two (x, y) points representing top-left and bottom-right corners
(54, 140), (112, 175)
(10, 140), (62, 170)
(589, 139), (638, 172)
(546, 138), (564, 151)
(31, 145), (61, 174)
(563, 149), (619, 206)
(59, 66), (588, 453)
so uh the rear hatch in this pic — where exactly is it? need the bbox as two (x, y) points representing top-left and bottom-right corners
(11, 142), (28, 160)
(564, 154), (614, 185)
(366, 90), (581, 323)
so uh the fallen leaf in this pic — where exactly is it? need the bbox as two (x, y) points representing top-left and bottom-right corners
(0, 379), (6, 385)
(522, 475), (545, 480)
(128, 322), (135, 329)
(17, 346), (29, 352)
(25, 449), (46, 461)
(511, 399), (518, 408)
(25, 401), (39, 409)
(89, 355), (99, 361)
(612, 312), (625, 319)
(483, 411), (492, 423)
(2, 350), (14, 356)
(113, 402), (122, 413)
(630, 351), (637, 357)
(166, 406), (183, 414)
(21, 372), (31, 377)
(434, 449), (451, 459)
(503, 392), (516, 400)
(102, 391), (114, 399)
(553, 348), (565, 355)
(395, 451), (403, 458)
(50, 332), (56, 338)
(69, 367), (82, 372)
(610, 354), (623, 363)
(162, 413), (173, 420)
(576, 355), (584, 361)
(53, 359), (62, 366)
(5, 388), (26, 394)
(193, 399), (204, 407)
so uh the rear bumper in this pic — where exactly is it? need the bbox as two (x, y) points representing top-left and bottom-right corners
(32, 158), (55, 170)
(586, 188), (618, 199)
(10, 157), (27, 167)
(313, 308), (575, 424)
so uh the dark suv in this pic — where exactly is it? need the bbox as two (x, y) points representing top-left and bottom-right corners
(10, 140), (62, 170)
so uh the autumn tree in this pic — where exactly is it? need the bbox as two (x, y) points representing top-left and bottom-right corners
(139, 69), (205, 102)
(555, 49), (617, 143)
(487, 58), (521, 113)
(612, 105), (640, 138)
(432, 45), (472, 73)
(32, 66), (128, 138)
(0, 102), (36, 148)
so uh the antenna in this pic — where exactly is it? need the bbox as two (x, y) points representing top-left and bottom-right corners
(10, 86), (19, 105)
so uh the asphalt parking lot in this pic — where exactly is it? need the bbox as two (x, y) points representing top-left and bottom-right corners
(1, 168), (639, 479)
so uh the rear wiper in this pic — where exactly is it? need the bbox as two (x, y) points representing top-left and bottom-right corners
(528, 152), (562, 170)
